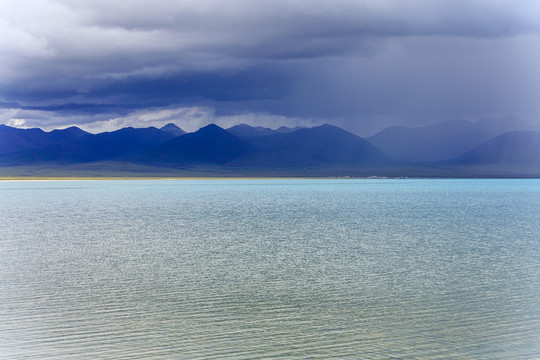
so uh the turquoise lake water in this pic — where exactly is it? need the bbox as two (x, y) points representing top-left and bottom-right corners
(1, 179), (539, 359)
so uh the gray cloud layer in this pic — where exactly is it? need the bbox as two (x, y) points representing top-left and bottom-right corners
(1, 0), (539, 133)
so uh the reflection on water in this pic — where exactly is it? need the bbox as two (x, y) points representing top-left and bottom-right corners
(1, 179), (539, 359)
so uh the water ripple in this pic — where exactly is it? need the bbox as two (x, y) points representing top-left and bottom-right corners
(1, 179), (539, 359)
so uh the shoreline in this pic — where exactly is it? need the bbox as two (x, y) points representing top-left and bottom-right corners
(0, 176), (338, 181)
(1, 176), (538, 181)
(0, 177), (382, 181)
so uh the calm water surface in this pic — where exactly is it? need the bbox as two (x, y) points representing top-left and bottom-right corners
(1, 179), (539, 359)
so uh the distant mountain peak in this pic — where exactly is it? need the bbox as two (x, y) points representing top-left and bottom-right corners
(160, 123), (186, 137)
(197, 123), (227, 134)
(229, 124), (253, 130)
(161, 123), (181, 130)
(201, 123), (221, 129)
(50, 126), (88, 134)
(227, 124), (277, 138)
(313, 123), (336, 130)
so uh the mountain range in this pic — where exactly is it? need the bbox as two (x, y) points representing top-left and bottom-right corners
(0, 126), (176, 164)
(228, 124), (394, 168)
(367, 115), (534, 163)
(444, 131), (540, 166)
(0, 117), (538, 177)
(123, 124), (254, 166)
(0, 124), (89, 155)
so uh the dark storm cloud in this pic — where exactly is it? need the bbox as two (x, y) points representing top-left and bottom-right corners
(1, 65), (294, 107)
(1, 0), (539, 132)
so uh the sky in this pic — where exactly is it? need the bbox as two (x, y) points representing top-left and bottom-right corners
(1, 0), (539, 135)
